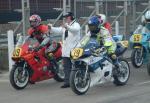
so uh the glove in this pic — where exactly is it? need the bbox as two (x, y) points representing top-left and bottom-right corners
(92, 47), (106, 56)
(100, 47), (105, 52)
(33, 46), (41, 52)
(48, 23), (53, 30)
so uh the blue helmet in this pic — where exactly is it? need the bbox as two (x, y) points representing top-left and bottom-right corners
(88, 16), (100, 34)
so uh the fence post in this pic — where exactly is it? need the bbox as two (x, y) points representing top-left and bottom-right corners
(22, 0), (30, 36)
(95, 0), (100, 14)
(115, 21), (119, 35)
(7, 30), (14, 71)
(85, 25), (88, 35)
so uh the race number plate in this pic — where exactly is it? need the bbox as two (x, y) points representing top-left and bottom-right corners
(12, 47), (22, 58)
(133, 34), (142, 43)
(71, 48), (83, 59)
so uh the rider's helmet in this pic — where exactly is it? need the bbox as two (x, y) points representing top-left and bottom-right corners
(29, 14), (41, 27)
(88, 16), (101, 34)
(96, 14), (107, 25)
(144, 10), (150, 23)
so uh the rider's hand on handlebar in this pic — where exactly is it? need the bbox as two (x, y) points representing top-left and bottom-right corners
(100, 47), (105, 52)
(33, 46), (41, 52)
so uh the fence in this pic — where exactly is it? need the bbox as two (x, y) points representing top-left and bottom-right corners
(74, 0), (149, 35)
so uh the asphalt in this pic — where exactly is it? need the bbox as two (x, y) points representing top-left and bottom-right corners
(0, 64), (150, 103)
(1, 49), (150, 103)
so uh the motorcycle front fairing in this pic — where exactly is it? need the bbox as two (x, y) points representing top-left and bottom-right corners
(72, 35), (100, 58)
(12, 36), (39, 61)
(140, 33), (150, 51)
(130, 33), (150, 54)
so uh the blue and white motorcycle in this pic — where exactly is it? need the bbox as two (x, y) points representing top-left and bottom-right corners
(70, 35), (130, 95)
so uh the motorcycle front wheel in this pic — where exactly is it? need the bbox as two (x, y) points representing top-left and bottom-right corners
(131, 48), (144, 68)
(70, 68), (91, 95)
(10, 64), (29, 90)
(113, 58), (130, 86)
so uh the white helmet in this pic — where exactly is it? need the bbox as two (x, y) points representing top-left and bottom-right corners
(145, 10), (150, 22)
(96, 14), (107, 25)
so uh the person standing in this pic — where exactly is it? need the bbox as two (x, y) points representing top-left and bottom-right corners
(48, 12), (81, 88)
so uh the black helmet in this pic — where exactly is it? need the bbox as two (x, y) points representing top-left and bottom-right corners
(63, 12), (75, 20)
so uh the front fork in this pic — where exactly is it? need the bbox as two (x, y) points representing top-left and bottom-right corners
(134, 46), (143, 57)
(139, 47), (143, 58)
(83, 64), (89, 81)
(22, 62), (27, 76)
(71, 61), (89, 81)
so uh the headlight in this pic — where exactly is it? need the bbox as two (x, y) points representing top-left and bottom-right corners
(71, 48), (83, 59)
(120, 40), (129, 48)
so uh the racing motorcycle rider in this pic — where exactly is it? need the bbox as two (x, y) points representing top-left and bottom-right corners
(27, 14), (58, 71)
(87, 16), (119, 68)
(134, 10), (150, 34)
(96, 13), (112, 34)
(143, 10), (150, 33)
(134, 15), (146, 33)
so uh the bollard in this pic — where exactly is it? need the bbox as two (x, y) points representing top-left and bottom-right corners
(7, 30), (14, 72)
(115, 21), (119, 35)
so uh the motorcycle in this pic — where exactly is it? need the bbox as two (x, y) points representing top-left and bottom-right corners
(10, 36), (64, 90)
(130, 33), (150, 68)
(69, 35), (130, 95)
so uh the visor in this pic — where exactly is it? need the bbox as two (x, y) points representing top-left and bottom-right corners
(88, 24), (98, 31)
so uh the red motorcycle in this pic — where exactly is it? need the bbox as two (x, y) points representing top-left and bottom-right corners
(10, 36), (64, 90)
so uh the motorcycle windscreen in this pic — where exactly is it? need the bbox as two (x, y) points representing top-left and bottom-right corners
(80, 38), (100, 58)
(76, 35), (90, 47)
